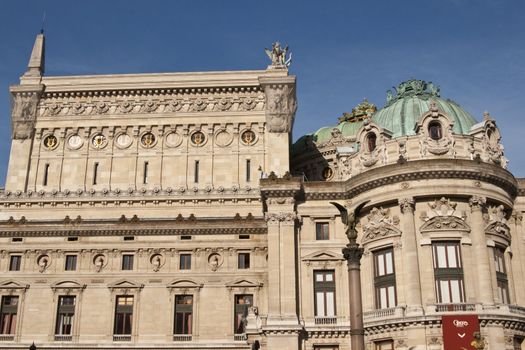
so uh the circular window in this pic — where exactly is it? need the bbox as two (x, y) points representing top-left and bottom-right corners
(241, 130), (257, 145)
(428, 121), (443, 140)
(140, 132), (156, 148)
(43, 135), (59, 150)
(91, 134), (107, 149)
(366, 133), (377, 152)
(190, 131), (206, 146)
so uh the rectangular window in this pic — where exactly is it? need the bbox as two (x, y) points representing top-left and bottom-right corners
(432, 242), (465, 303)
(234, 294), (252, 334)
(374, 248), (397, 309)
(143, 161), (149, 184)
(180, 254), (191, 270)
(0, 296), (18, 335)
(494, 246), (510, 304)
(246, 159), (251, 182)
(174, 295), (193, 335)
(114, 296), (133, 335)
(238, 253), (250, 269)
(314, 270), (336, 317)
(93, 162), (99, 185)
(43, 163), (49, 186)
(194, 160), (199, 183)
(65, 255), (77, 271)
(375, 339), (394, 350)
(121, 255), (134, 271)
(316, 222), (329, 240)
(55, 296), (75, 335)
(9, 256), (21, 271)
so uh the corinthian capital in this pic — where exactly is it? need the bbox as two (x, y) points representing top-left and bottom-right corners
(342, 243), (364, 265)
(468, 196), (486, 212)
(264, 211), (298, 225)
(399, 197), (415, 214)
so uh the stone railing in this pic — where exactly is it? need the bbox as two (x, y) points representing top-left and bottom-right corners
(173, 334), (192, 341)
(426, 303), (477, 313)
(0, 335), (14, 341)
(508, 305), (525, 316)
(234, 334), (247, 341)
(363, 306), (405, 321)
(304, 316), (349, 327)
(54, 335), (72, 341)
(314, 316), (338, 325)
(113, 335), (131, 342)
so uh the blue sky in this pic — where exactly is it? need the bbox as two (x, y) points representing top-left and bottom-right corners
(0, 0), (524, 185)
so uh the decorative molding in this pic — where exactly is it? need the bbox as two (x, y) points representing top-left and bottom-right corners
(398, 197), (415, 214)
(469, 195), (487, 212)
(484, 205), (511, 240)
(420, 198), (470, 233)
(362, 207), (401, 243)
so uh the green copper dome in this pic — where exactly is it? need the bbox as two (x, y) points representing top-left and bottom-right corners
(373, 79), (477, 137)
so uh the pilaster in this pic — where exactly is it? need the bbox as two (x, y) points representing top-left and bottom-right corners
(468, 195), (494, 304)
(398, 197), (423, 314)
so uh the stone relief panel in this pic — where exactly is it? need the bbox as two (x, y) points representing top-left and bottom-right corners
(483, 204), (511, 240)
(419, 197), (470, 234)
(11, 90), (42, 139)
(362, 207), (401, 243)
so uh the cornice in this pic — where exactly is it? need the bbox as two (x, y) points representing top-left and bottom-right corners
(0, 216), (267, 237)
(0, 188), (262, 208)
(304, 159), (518, 201)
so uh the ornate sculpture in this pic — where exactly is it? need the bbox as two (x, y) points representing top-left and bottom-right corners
(330, 201), (369, 243)
(261, 83), (297, 133)
(11, 91), (41, 139)
(470, 332), (486, 350)
(265, 42), (292, 68)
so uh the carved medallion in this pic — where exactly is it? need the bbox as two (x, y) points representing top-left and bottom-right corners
(165, 132), (183, 148)
(94, 101), (109, 114)
(67, 134), (83, 150)
(241, 130), (257, 145)
(215, 130), (233, 147)
(190, 131), (206, 146)
(43, 134), (59, 150)
(91, 134), (108, 149)
(322, 167), (334, 180)
(208, 253), (223, 271)
(115, 133), (132, 149)
(241, 97), (256, 111)
(140, 132), (157, 148)
(168, 100), (183, 112)
(192, 98), (207, 111)
(216, 98), (232, 111)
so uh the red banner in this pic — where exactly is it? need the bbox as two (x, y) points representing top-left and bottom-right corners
(442, 315), (480, 350)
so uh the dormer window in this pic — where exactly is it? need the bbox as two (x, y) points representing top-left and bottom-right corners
(366, 133), (377, 152)
(428, 121), (443, 140)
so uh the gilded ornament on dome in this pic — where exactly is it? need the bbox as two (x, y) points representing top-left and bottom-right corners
(140, 132), (156, 148)
(338, 99), (377, 123)
(43, 135), (58, 150)
(241, 130), (256, 145)
(191, 131), (206, 146)
(91, 134), (107, 149)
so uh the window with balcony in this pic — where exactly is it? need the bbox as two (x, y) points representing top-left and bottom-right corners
(234, 294), (252, 334)
(114, 296), (133, 337)
(238, 253), (250, 269)
(180, 254), (191, 270)
(174, 295), (193, 336)
(494, 246), (510, 304)
(121, 254), (134, 271)
(314, 270), (336, 317)
(316, 222), (329, 240)
(432, 242), (465, 303)
(373, 248), (397, 309)
(65, 255), (77, 271)
(0, 296), (18, 335)
(55, 296), (75, 339)
(9, 256), (21, 271)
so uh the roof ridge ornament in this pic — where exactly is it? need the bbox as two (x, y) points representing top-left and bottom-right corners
(386, 79), (440, 107)
(338, 98), (377, 123)
(265, 42), (292, 69)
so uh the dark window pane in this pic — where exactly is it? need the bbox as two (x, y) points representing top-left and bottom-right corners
(316, 223), (329, 240)
(429, 122), (443, 140)
(122, 255), (134, 270)
(234, 295), (252, 334)
(0, 296), (19, 335)
(65, 255), (77, 271)
(238, 253), (250, 269)
(9, 256), (21, 271)
(180, 254), (191, 270)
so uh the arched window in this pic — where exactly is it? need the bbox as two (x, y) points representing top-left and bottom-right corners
(366, 133), (377, 152)
(428, 121), (443, 141)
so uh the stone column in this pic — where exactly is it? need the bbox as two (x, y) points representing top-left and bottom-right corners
(398, 197), (423, 314)
(343, 243), (365, 350)
(468, 196), (494, 305)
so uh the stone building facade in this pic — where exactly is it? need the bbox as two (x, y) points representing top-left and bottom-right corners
(0, 34), (524, 350)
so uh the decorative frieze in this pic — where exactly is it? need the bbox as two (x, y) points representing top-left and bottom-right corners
(362, 207), (401, 243)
